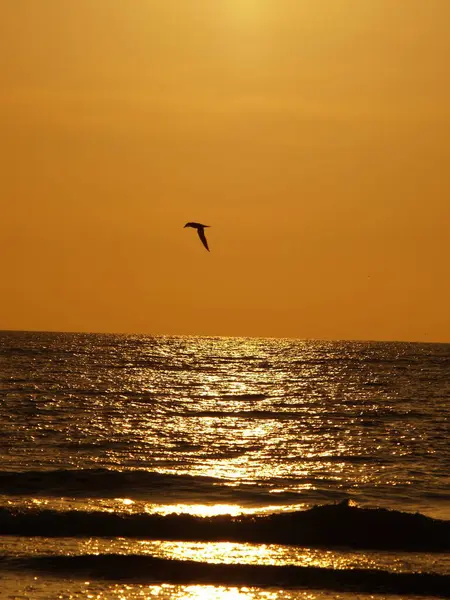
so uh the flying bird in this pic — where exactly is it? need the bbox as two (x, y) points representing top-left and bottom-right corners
(184, 222), (210, 251)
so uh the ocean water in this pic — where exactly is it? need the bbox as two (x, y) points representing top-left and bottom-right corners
(0, 331), (449, 599)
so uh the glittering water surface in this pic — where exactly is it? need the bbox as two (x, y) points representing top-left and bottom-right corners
(1, 332), (448, 516)
(3, 536), (449, 575)
(0, 331), (449, 599)
(1, 576), (420, 600)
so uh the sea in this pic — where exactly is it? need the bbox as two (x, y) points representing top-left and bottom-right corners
(0, 330), (449, 599)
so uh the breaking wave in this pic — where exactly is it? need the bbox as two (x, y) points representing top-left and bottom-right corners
(0, 501), (448, 552)
(0, 554), (448, 596)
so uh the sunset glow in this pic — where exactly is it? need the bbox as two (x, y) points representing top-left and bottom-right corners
(1, 0), (449, 341)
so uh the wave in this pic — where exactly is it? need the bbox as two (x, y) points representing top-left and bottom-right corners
(0, 468), (221, 498)
(0, 468), (310, 499)
(1, 468), (447, 510)
(0, 554), (448, 596)
(1, 502), (448, 552)
(0, 468), (387, 507)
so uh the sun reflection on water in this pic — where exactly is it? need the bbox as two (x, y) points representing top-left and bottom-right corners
(2, 495), (308, 518)
(8, 534), (445, 575)
(146, 586), (281, 599)
(0, 574), (405, 600)
(145, 504), (246, 517)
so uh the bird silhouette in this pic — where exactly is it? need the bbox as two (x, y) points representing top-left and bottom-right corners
(184, 222), (210, 251)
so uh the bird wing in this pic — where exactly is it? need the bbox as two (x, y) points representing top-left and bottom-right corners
(197, 227), (210, 251)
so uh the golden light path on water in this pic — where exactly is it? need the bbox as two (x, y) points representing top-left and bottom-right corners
(1, 337), (449, 600)
(10, 496), (307, 517)
(111, 335), (390, 493)
(4, 535), (448, 576)
(0, 574), (390, 600)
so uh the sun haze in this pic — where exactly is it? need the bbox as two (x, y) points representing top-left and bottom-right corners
(1, 0), (449, 341)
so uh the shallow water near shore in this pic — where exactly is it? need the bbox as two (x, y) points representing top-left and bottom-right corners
(0, 331), (449, 598)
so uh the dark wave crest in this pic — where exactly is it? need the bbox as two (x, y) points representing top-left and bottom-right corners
(1, 502), (448, 552)
(0, 468), (220, 498)
(1, 554), (448, 596)
(0, 468), (339, 505)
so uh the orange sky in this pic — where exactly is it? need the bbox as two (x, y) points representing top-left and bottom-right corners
(1, 0), (449, 341)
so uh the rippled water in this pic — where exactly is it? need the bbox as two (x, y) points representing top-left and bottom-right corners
(1, 331), (449, 515)
(0, 331), (449, 599)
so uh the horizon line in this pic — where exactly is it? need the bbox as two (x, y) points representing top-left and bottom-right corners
(0, 328), (447, 346)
